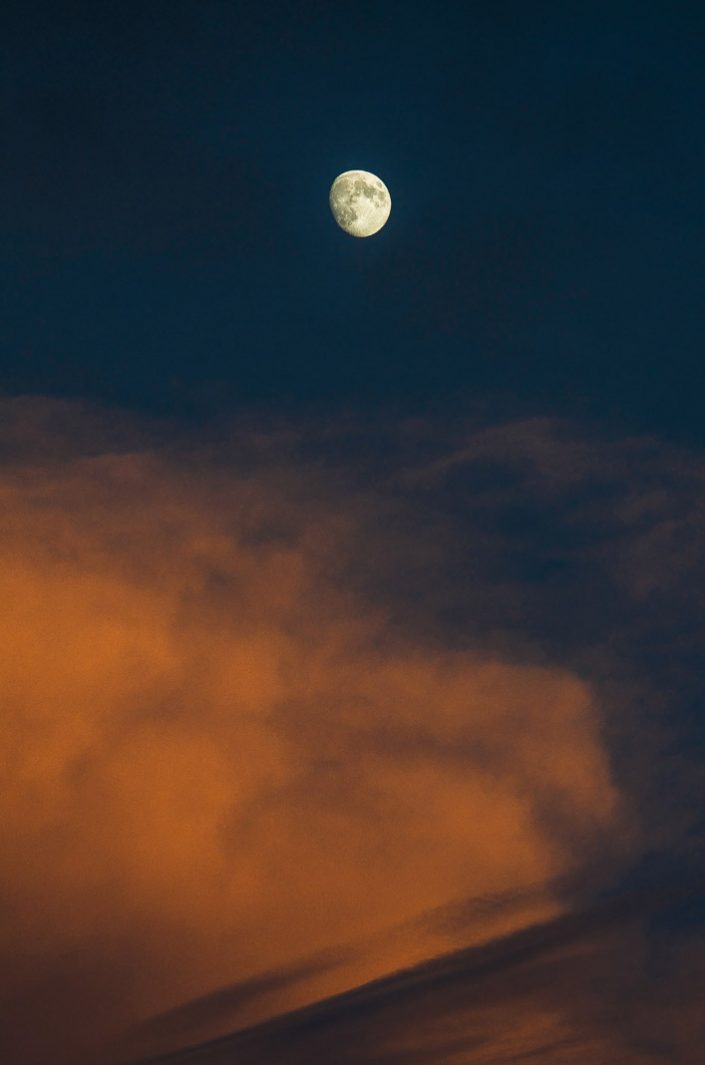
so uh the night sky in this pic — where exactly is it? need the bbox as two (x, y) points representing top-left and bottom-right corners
(2, 3), (705, 1064)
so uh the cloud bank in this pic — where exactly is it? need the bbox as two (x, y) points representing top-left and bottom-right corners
(1, 398), (702, 1064)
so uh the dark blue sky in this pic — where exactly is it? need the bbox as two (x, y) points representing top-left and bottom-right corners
(3, 2), (705, 435)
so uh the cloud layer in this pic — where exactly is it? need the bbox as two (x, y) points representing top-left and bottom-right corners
(1, 398), (702, 1064)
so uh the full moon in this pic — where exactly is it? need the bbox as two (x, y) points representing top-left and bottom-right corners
(329, 170), (391, 238)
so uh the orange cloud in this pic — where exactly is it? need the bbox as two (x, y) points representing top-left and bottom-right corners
(0, 400), (625, 1064)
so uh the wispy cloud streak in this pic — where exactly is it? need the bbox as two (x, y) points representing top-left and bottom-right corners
(129, 862), (705, 1065)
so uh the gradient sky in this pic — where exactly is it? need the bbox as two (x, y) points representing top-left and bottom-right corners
(2, 3), (705, 1064)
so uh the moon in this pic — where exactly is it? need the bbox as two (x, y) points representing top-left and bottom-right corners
(329, 170), (391, 238)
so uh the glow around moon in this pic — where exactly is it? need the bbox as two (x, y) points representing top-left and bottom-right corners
(329, 170), (391, 238)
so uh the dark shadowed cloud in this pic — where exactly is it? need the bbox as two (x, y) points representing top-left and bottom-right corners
(126, 948), (351, 1057)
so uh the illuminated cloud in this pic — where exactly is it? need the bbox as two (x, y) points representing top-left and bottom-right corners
(5, 399), (705, 1065)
